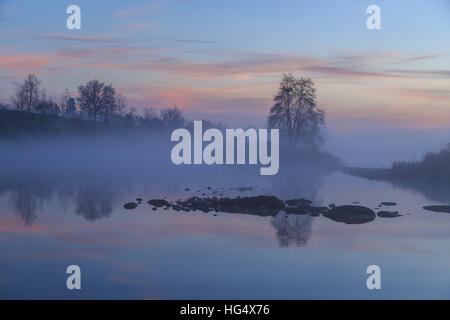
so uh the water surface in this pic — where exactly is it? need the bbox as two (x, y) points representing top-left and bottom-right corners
(1, 167), (450, 299)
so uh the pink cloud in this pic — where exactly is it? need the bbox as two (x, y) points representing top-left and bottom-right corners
(33, 33), (120, 42)
(117, 22), (154, 31)
(115, 5), (158, 17)
(0, 54), (51, 71)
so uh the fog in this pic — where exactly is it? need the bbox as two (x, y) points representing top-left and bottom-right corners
(324, 128), (450, 168)
(1, 125), (449, 228)
(2, 127), (448, 198)
(0, 131), (334, 206)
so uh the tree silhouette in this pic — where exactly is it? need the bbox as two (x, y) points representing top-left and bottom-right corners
(75, 185), (113, 221)
(268, 73), (325, 147)
(11, 74), (41, 112)
(271, 213), (313, 247)
(160, 107), (185, 129)
(77, 80), (117, 120)
(36, 89), (59, 115)
(65, 97), (77, 117)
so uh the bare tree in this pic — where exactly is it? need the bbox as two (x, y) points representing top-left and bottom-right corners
(160, 106), (185, 128)
(268, 73), (325, 147)
(59, 88), (70, 114)
(143, 107), (158, 121)
(11, 74), (41, 112)
(115, 93), (128, 116)
(65, 97), (77, 117)
(77, 80), (117, 120)
(36, 89), (59, 115)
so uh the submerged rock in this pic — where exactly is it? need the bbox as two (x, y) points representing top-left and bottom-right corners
(285, 204), (328, 216)
(423, 205), (450, 213)
(218, 196), (285, 216)
(323, 205), (376, 224)
(285, 206), (310, 215)
(134, 195), (404, 225)
(377, 211), (402, 218)
(148, 199), (171, 207)
(286, 198), (312, 207)
(168, 195), (286, 216)
(123, 202), (138, 210)
(380, 202), (397, 206)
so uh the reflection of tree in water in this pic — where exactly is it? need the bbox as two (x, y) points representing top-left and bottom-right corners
(271, 213), (313, 247)
(384, 179), (450, 204)
(10, 186), (53, 226)
(75, 185), (113, 221)
(266, 162), (331, 202)
(12, 188), (38, 226)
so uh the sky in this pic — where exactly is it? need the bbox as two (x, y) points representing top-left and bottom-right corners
(0, 0), (449, 131)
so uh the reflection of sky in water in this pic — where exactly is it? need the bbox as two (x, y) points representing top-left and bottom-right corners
(1, 171), (450, 299)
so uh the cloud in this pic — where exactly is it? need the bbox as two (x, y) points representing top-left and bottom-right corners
(32, 33), (122, 43)
(0, 54), (51, 71)
(6, 33), (443, 81)
(234, 74), (253, 81)
(397, 88), (450, 102)
(387, 69), (450, 78)
(117, 22), (154, 31)
(58, 49), (430, 80)
(169, 39), (217, 44)
(115, 5), (158, 17)
(333, 52), (439, 65)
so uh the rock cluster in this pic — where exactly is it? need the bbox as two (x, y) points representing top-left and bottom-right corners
(124, 195), (409, 224)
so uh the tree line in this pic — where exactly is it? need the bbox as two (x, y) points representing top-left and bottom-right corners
(6, 73), (185, 129)
(4, 73), (326, 148)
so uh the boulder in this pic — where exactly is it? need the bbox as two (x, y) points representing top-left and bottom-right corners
(123, 202), (138, 210)
(380, 202), (397, 206)
(323, 205), (376, 224)
(217, 196), (285, 216)
(147, 199), (171, 207)
(286, 198), (312, 207)
(377, 210), (402, 218)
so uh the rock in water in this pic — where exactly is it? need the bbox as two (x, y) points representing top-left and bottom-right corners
(377, 211), (402, 218)
(218, 196), (285, 216)
(380, 202), (397, 206)
(323, 205), (376, 224)
(285, 206), (311, 215)
(123, 202), (138, 210)
(147, 199), (171, 207)
(286, 198), (312, 207)
(423, 205), (450, 213)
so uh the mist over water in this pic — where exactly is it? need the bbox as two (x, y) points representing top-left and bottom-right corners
(324, 128), (450, 167)
(1, 129), (450, 299)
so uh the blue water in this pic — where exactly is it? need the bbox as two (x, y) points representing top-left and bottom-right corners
(1, 171), (450, 299)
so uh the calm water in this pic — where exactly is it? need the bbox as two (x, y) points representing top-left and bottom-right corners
(1, 167), (450, 299)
